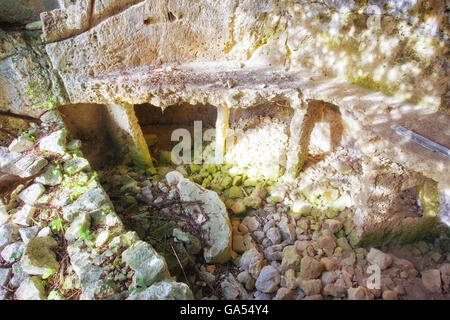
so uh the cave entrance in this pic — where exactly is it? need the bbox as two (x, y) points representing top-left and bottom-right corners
(133, 101), (297, 180)
(134, 103), (218, 165)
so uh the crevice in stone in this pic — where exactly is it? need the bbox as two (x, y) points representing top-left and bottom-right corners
(58, 103), (122, 169)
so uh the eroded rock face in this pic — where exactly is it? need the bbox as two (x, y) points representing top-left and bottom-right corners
(40, 0), (448, 113)
(0, 0), (59, 24)
(0, 30), (67, 117)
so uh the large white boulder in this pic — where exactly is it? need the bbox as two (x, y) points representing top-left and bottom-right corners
(175, 173), (232, 264)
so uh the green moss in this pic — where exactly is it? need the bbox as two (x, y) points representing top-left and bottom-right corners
(201, 176), (212, 189)
(199, 168), (210, 179)
(247, 15), (286, 58)
(243, 178), (258, 187)
(207, 165), (217, 174)
(228, 186), (244, 199)
(232, 175), (243, 186)
(189, 163), (201, 174)
(350, 214), (439, 248)
(159, 150), (173, 165)
(417, 179), (440, 218)
(347, 73), (399, 97)
(189, 174), (203, 184)
(349, 179), (440, 247)
(221, 176), (232, 189)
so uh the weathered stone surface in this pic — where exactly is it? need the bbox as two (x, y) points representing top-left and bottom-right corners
(95, 230), (111, 248)
(441, 264), (450, 291)
(0, 206), (8, 226)
(0, 29), (66, 117)
(0, 223), (19, 251)
(66, 139), (82, 150)
(255, 265), (280, 294)
(323, 219), (343, 234)
(36, 164), (63, 186)
(172, 228), (201, 255)
(13, 204), (36, 226)
(25, 21), (43, 31)
(39, 129), (67, 155)
(80, 279), (117, 300)
(20, 157), (48, 177)
(8, 136), (34, 153)
(279, 220), (296, 243)
(0, 0), (59, 24)
(177, 177), (232, 264)
(241, 216), (260, 232)
(231, 200), (246, 214)
(321, 257), (338, 271)
(221, 278), (241, 300)
(264, 245), (282, 261)
(319, 235), (337, 256)
(0, 268), (11, 286)
(281, 245), (301, 272)
(18, 183), (45, 205)
(21, 236), (59, 276)
(300, 256), (323, 280)
(41, 0), (91, 43)
(14, 155), (35, 173)
(273, 287), (293, 300)
(299, 279), (322, 296)
(382, 290), (398, 300)
(65, 212), (91, 242)
(367, 248), (393, 271)
(236, 270), (255, 291)
(62, 186), (113, 222)
(122, 240), (170, 288)
(15, 276), (45, 300)
(0, 288), (6, 300)
(240, 248), (265, 279)
(36, 227), (52, 238)
(347, 286), (373, 300)
(18, 226), (39, 244)
(9, 261), (29, 288)
(108, 231), (139, 252)
(421, 269), (442, 293)
(127, 280), (193, 300)
(232, 233), (255, 254)
(266, 227), (281, 245)
(0, 147), (21, 175)
(1, 241), (24, 263)
(43, 0), (449, 115)
(69, 244), (100, 282)
(253, 291), (273, 300)
(64, 157), (91, 175)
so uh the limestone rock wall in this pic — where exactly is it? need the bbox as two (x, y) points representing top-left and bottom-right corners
(38, 0), (448, 113)
(0, 29), (68, 117)
(0, 0), (59, 24)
